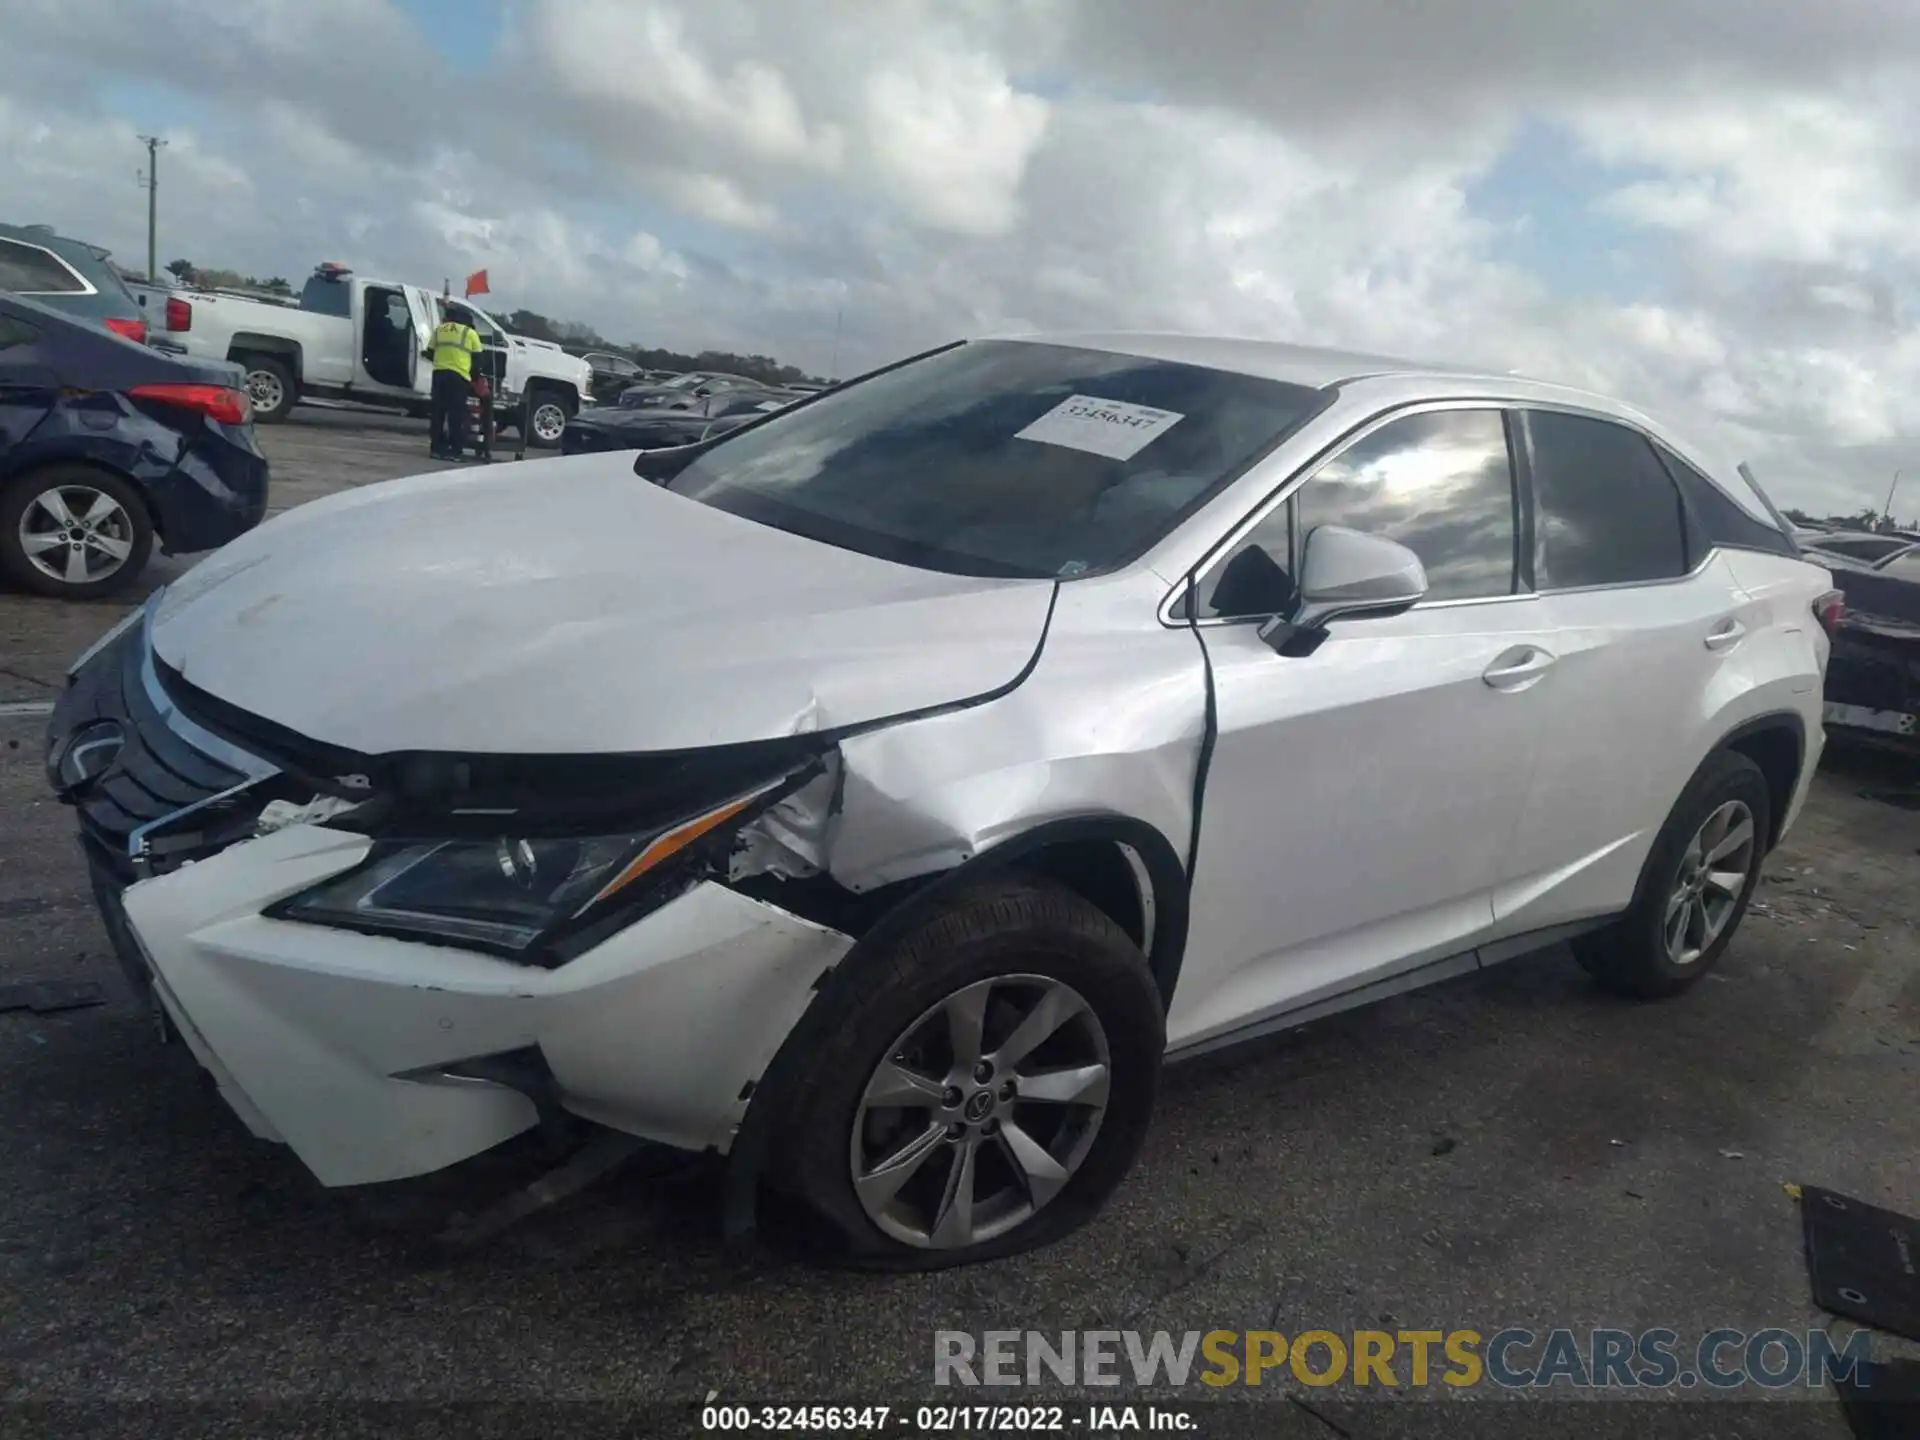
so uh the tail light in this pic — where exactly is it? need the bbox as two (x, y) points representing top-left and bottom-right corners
(104, 316), (148, 344)
(165, 296), (191, 332)
(1813, 589), (1846, 637)
(128, 383), (253, 426)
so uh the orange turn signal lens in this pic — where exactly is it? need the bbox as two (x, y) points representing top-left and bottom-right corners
(581, 787), (774, 912)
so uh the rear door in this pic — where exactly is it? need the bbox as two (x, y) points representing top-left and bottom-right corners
(0, 309), (60, 457)
(1172, 405), (1559, 1050)
(351, 285), (423, 394)
(1490, 408), (1757, 937)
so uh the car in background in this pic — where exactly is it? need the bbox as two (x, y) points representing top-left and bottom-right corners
(581, 351), (646, 404)
(616, 371), (764, 409)
(123, 279), (192, 356)
(47, 334), (1835, 1266)
(0, 223), (149, 345)
(1820, 542), (1920, 751)
(560, 387), (797, 456)
(0, 293), (267, 599)
(1799, 529), (1917, 573)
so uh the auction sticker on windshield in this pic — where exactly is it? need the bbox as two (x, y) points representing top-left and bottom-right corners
(1015, 394), (1184, 461)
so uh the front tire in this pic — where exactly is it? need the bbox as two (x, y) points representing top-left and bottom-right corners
(783, 877), (1164, 1269)
(1573, 749), (1771, 999)
(0, 465), (153, 599)
(525, 388), (572, 448)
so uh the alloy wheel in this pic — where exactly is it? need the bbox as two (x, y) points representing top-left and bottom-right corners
(1663, 799), (1756, 966)
(849, 975), (1111, 1250)
(18, 485), (136, 587)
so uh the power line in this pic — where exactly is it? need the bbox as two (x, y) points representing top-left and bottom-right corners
(137, 135), (167, 282)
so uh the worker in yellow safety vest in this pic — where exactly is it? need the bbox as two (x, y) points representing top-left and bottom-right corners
(426, 304), (485, 460)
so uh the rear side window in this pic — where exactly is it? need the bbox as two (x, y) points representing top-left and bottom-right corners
(1654, 444), (1797, 559)
(1521, 411), (1689, 589)
(300, 276), (352, 317)
(0, 239), (87, 294)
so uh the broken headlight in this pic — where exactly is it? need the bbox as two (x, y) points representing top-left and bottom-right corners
(272, 784), (778, 958)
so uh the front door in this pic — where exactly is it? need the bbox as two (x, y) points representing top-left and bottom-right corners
(1169, 405), (1556, 1051)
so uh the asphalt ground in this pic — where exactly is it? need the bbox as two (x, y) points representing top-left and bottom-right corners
(1, 409), (1917, 1439)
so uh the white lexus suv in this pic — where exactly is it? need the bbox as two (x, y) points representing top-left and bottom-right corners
(46, 334), (1837, 1267)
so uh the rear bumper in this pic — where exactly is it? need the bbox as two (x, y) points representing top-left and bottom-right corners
(150, 428), (270, 554)
(98, 825), (850, 1187)
(1824, 627), (1919, 750)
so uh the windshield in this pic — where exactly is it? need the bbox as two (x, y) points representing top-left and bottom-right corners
(666, 340), (1323, 578)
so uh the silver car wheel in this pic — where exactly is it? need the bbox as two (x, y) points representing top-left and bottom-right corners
(244, 367), (285, 414)
(1662, 798), (1756, 966)
(849, 974), (1111, 1250)
(532, 400), (568, 442)
(18, 484), (136, 587)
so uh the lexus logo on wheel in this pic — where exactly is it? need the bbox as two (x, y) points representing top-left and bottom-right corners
(48, 721), (126, 797)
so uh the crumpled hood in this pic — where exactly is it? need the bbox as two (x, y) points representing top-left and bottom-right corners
(149, 453), (1054, 755)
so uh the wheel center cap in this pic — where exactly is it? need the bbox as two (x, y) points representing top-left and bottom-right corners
(963, 1091), (994, 1122)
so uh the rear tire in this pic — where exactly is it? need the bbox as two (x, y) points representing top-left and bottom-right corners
(0, 465), (154, 599)
(782, 877), (1164, 1270)
(238, 354), (297, 423)
(1573, 750), (1771, 999)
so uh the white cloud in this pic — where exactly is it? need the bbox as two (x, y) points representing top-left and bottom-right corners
(534, 1), (843, 170)
(650, 172), (780, 232)
(862, 49), (1049, 235)
(6, 0), (1920, 519)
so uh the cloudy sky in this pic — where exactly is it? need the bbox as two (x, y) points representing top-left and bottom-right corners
(4, 0), (1918, 517)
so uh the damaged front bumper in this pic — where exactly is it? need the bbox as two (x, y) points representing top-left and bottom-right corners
(51, 603), (860, 1188)
(110, 823), (851, 1187)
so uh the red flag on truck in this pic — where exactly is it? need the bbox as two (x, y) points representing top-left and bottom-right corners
(464, 269), (490, 297)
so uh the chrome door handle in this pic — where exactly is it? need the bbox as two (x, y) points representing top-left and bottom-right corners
(1482, 645), (1556, 690)
(1705, 618), (1747, 653)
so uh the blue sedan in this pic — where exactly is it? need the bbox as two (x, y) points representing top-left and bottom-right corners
(0, 292), (270, 599)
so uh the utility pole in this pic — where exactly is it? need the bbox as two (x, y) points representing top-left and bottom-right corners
(1884, 470), (1904, 531)
(137, 135), (167, 282)
(829, 304), (844, 380)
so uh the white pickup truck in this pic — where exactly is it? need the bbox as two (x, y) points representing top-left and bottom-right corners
(146, 264), (592, 446)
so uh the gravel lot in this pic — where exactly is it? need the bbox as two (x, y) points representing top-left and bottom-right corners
(1, 411), (1916, 1438)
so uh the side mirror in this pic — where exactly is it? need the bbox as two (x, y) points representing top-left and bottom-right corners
(1258, 526), (1427, 654)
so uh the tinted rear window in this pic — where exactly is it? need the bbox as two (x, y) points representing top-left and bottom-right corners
(0, 239), (86, 294)
(668, 340), (1324, 578)
(1654, 444), (1796, 559)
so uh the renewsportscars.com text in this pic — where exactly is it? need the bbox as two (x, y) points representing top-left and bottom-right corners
(934, 1327), (1874, 1391)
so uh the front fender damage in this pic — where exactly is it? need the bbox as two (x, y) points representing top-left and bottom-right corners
(715, 601), (1207, 1238)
